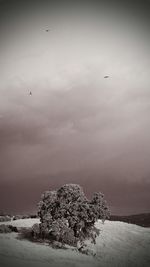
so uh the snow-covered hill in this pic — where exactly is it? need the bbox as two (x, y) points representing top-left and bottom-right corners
(0, 219), (150, 267)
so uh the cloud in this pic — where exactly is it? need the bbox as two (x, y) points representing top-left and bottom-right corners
(0, 0), (150, 214)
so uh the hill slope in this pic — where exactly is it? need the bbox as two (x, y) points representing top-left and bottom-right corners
(0, 219), (150, 267)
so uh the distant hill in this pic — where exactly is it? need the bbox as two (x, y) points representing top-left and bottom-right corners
(110, 213), (150, 227)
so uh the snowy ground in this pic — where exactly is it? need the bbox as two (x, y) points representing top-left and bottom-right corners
(0, 219), (150, 267)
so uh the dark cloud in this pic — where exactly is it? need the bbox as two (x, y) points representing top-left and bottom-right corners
(0, 0), (150, 215)
(0, 169), (149, 215)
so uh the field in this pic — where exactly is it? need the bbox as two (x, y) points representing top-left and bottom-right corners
(0, 218), (150, 267)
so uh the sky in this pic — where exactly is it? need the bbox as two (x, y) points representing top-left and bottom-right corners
(0, 0), (150, 215)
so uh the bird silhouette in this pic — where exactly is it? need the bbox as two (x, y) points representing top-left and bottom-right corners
(104, 75), (109, 78)
(45, 29), (50, 32)
(29, 91), (32, 96)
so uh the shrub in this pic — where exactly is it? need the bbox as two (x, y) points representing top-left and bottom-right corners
(32, 223), (40, 239)
(8, 225), (18, 232)
(13, 215), (31, 220)
(0, 224), (12, 233)
(0, 224), (18, 234)
(0, 216), (11, 222)
(37, 184), (110, 248)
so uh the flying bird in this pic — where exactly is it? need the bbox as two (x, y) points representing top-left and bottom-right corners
(45, 29), (50, 32)
(104, 75), (109, 78)
(29, 91), (32, 96)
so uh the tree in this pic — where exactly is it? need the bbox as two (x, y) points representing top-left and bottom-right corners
(36, 184), (110, 247)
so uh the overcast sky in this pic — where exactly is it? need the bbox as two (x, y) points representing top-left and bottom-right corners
(0, 0), (150, 215)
